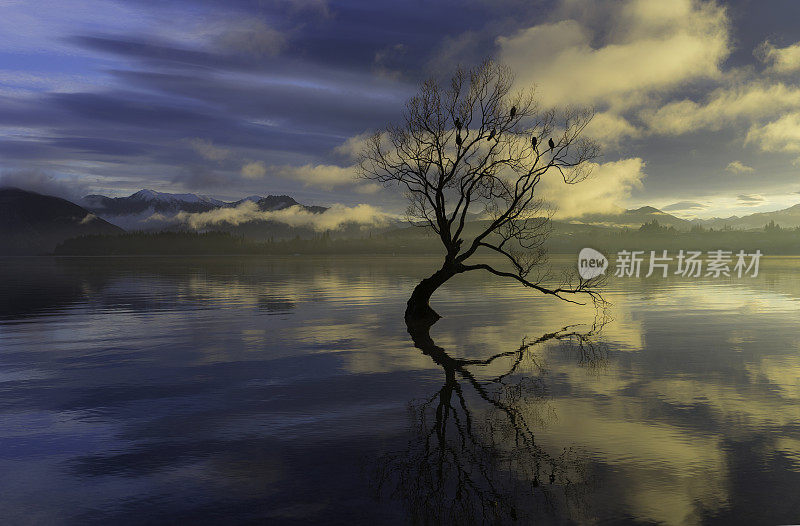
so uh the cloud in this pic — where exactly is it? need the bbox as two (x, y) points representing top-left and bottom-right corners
(661, 201), (707, 212)
(213, 18), (286, 58)
(745, 112), (800, 153)
(583, 111), (639, 145)
(497, 0), (729, 109)
(282, 0), (330, 17)
(642, 83), (800, 135)
(162, 200), (390, 231)
(173, 165), (228, 188)
(241, 161), (267, 179)
(538, 158), (646, 218)
(0, 169), (88, 201)
(1, 0), (791, 213)
(274, 163), (357, 189)
(332, 132), (372, 161)
(725, 161), (754, 174)
(79, 213), (98, 224)
(373, 43), (407, 80)
(427, 30), (486, 75)
(755, 40), (800, 74)
(737, 194), (764, 205)
(187, 138), (230, 161)
(354, 183), (381, 194)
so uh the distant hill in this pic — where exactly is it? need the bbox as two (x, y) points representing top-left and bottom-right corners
(246, 195), (328, 214)
(696, 203), (800, 230)
(562, 202), (800, 231)
(567, 206), (693, 230)
(0, 187), (123, 255)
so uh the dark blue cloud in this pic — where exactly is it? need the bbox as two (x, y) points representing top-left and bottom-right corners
(46, 137), (150, 156)
(0, 0), (558, 200)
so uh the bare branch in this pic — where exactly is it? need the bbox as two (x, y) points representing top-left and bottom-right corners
(358, 59), (603, 313)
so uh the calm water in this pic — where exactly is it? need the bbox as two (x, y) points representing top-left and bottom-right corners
(1, 256), (799, 525)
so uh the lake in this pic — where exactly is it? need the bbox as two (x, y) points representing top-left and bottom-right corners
(1, 255), (799, 525)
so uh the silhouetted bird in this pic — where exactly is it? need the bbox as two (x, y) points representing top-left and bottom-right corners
(548, 138), (555, 151)
(532, 136), (537, 149)
(488, 129), (496, 141)
(510, 106), (516, 119)
(454, 118), (462, 130)
(455, 133), (463, 146)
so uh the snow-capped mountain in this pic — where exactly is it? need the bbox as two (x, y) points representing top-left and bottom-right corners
(132, 189), (226, 207)
(83, 189), (226, 216)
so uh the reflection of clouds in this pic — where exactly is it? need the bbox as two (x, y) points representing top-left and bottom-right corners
(644, 378), (800, 429)
(775, 437), (800, 468)
(170, 263), (410, 310)
(399, 261), (799, 525)
(541, 399), (728, 526)
(550, 358), (636, 398)
(622, 280), (800, 315)
(745, 354), (800, 402)
(3, 256), (800, 523)
(418, 281), (644, 357)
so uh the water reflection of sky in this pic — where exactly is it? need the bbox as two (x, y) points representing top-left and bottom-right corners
(0, 256), (798, 524)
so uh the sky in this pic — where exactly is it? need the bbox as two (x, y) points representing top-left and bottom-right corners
(2, 0), (800, 219)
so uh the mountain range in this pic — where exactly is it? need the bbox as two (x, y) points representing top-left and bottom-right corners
(71, 189), (800, 233)
(569, 204), (800, 231)
(83, 189), (328, 217)
(692, 204), (800, 230)
(3, 186), (800, 255)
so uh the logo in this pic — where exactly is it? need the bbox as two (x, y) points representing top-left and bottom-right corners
(578, 247), (608, 279)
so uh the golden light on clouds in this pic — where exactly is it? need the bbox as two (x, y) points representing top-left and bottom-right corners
(539, 158), (646, 218)
(158, 200), (390, 231)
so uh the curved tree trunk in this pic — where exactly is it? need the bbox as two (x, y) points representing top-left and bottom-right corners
(405, 263), (458, 323)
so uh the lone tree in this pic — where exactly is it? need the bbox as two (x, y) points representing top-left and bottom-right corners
(359, 60), (602, 321)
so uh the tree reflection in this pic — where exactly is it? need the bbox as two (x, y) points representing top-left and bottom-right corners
(373, 314), (608, 524)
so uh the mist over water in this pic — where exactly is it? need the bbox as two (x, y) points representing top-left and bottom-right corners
(1, 256), (799, 524)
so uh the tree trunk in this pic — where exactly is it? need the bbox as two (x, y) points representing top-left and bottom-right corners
(405, 263), (458, 323)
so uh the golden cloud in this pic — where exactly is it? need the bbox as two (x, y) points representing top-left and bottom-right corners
(756, 40), (800, 74)
(241, 161), (267, 179)
(538, 158), (646, 218)
(166, 200), (390, 231)
(642, 83), (800, 135)
(497, 0), (729, 109)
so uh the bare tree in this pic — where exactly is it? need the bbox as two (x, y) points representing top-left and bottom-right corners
(359, 59), (602, 321)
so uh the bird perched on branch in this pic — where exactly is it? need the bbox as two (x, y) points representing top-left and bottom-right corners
(510, 106), (516, 119)
(531, 136), (537, 149)
(548, 138), (555, 151)
(455, 133), (463, 146)
(488, 129), (496, 141)
(454, 118), (462, 130)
